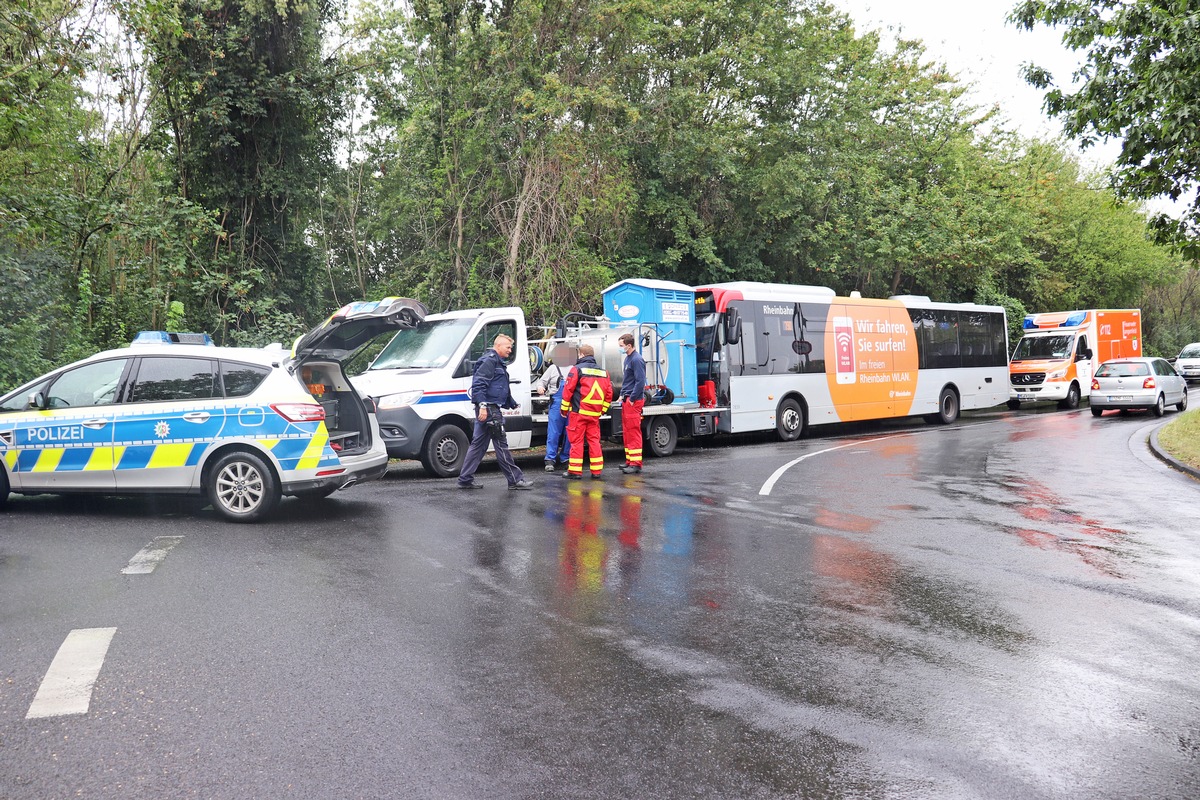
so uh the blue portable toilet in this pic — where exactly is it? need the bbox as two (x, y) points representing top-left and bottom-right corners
(602, 279), (697, 405)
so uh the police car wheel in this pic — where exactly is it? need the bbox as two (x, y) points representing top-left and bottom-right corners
(0, 467), (9, 510)
(207, 451), (281, 523)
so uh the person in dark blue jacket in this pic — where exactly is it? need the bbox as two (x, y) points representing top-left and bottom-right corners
(618, 333), (646, 474)
(458, 334), (533, 490)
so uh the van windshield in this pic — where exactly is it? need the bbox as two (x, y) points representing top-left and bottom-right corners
(1012, 334), (1074, 361)
(368, 318), (475, 370)
(1179, 343), (1200, 358)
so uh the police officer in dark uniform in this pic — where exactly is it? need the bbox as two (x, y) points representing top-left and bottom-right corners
(458, 334), (533, 490)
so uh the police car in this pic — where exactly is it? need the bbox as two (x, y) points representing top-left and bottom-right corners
(0, 298), (426, 522)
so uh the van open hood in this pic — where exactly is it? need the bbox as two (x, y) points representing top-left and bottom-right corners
(291, 298), (428, 363)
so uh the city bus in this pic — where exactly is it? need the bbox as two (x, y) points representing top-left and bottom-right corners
(693, 282), (1010, 439)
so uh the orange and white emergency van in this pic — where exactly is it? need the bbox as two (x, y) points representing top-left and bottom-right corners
(1008, 309), (1142, 410)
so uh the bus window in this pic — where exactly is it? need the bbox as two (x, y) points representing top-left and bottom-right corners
(758, 304), (798, 374)
(727, 301), (758, 375)
(912, 309), (960, 369)
(796, 303), (827, 374)
(959, 311), (1007, 367)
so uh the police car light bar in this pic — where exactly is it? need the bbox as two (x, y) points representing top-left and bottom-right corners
(132, 331), (215, 346)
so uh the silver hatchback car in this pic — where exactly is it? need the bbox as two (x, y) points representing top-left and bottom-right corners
(1175, 342), (1200, 383)
(1090, 357), (1189, 417)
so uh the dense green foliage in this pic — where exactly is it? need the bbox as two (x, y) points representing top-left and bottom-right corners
(1012, 0), (1200, 253)
(1, 0), (1196, 393)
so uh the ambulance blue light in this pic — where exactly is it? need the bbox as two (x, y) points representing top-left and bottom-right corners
(1022, 316), (1037, 329)
(1061, 312), (1087, 327)
(133, 331), (214, 346)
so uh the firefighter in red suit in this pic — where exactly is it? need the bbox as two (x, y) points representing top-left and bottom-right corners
(560, 344), (613, 480)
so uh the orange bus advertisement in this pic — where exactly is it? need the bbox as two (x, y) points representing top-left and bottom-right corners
(825, 299), (920, 421)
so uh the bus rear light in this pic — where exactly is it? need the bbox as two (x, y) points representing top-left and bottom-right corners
(271, 403), (326, 422)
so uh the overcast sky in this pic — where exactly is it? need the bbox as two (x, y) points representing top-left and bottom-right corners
(838, 0), (1102, 153)
(836, 0), (1190, 214)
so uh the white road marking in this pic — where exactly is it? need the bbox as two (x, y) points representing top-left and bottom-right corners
(758, 435), (912, 496)
(26, 627), (117, 719)
(121, 535), (184, 575)
(756, 421), (990, 496)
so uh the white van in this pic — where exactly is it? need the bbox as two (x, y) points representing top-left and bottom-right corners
(351, 307), (533, 476)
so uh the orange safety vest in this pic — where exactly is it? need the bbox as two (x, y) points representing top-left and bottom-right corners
(560, 362), (613, 418)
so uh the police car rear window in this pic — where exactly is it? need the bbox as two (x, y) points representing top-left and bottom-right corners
(129, 357), (217, 402)
(221, 362), (270, 397)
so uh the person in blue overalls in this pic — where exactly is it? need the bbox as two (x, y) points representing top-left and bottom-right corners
(535, 359), (569, 472)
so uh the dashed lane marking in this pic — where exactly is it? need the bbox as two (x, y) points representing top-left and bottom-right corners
(121, 536), (184, 575)
(26, 627), (117, 719)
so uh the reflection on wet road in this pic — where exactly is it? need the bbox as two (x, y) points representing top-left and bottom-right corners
(4, 406), (1199, 798)
(448, 408), (1200, 798)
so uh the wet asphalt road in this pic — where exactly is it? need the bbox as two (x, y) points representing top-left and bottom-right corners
(2, 400), (1199, 799)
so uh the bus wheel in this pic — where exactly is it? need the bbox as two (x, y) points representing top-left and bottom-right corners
(1058, 383), (1080, 410)
(1006, 399), (1021, 411)
(776, 398), (805, 441)
(645, 415), (678, 457)
(421, 423), (468, 477)
(934, 387), (959, 424)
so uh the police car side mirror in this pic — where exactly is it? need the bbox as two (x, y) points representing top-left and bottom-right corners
(29, 391), (46, 410)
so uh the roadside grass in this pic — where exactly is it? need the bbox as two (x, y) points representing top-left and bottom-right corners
(1158, 406), (1200, 471)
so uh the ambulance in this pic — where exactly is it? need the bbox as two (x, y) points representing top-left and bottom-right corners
(1008, 309), (1142, 410)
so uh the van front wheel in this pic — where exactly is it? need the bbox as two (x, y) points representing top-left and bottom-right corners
(421, 423), (469, 478)
(1058, 383), (1081, 410)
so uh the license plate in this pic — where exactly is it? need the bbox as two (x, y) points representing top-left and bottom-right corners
(1017, 394), (1035, 401)
(1108, 395), (1132, 402)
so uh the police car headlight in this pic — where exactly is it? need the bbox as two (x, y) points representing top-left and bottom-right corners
(377, 390), (423, 410)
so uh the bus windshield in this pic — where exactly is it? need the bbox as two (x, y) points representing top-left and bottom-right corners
(1012, 334), (1074, 361)
(368, 318), (475, 370)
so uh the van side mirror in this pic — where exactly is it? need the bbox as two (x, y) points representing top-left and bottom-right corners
(725, 307), (742, 345)
(1078, 349), (1093, 361)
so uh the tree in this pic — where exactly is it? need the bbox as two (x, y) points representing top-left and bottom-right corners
(1011, 0), (1200, 252)
(139, 0), (344, 342)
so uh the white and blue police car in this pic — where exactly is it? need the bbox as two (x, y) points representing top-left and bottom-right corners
(0, 298), (426, 522)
